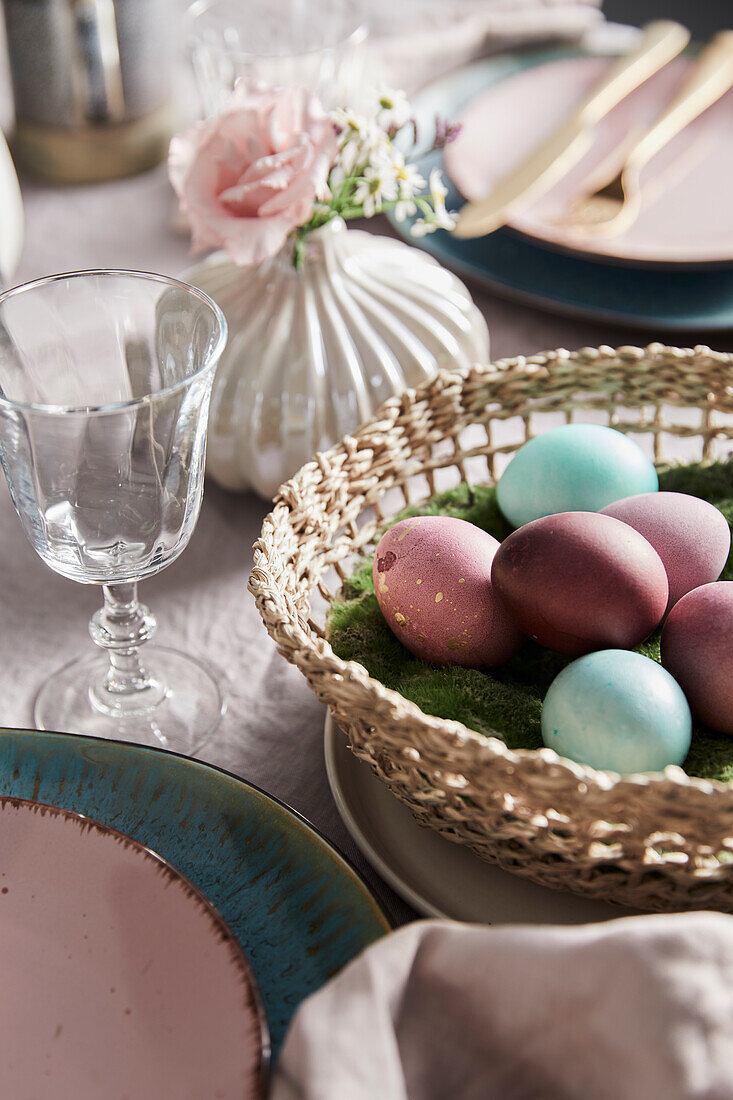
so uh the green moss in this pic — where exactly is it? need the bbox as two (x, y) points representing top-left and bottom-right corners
(328, 460), (733, 782)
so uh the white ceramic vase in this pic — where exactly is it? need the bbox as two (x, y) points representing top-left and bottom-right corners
(183, 217), (489, 498)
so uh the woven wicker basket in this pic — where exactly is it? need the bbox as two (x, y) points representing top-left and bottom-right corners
(250, 344), (733, 912)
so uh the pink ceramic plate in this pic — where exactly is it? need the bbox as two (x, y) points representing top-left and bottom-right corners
(0, 797), (268, 1098)
(445, 54), (733, 267)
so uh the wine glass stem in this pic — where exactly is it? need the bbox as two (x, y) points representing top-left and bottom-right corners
(88, 582), (165, 714)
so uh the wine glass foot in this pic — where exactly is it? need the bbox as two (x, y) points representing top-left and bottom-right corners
(34, 646), (227, 756)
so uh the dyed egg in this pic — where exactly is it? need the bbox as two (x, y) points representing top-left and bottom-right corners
(491, 511), (668, 656)
(661, 581), (733, 734)
(372, 516), (523, 667)
(601, 492), (730, 610)
(496, 423), (659, 528)
(542, 649), (692, 773)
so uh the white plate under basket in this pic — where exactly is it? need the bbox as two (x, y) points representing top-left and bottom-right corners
(325, 715), (643, 924)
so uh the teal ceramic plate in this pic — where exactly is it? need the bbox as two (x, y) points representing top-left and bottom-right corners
(0, 728), (388, 1059)
(389, 45), (733, 331)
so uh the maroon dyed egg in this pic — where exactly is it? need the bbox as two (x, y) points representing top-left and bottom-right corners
(373, 516), (523, 667)
(491, 511), (668, 656)
(601, 492), (730, 610)
(661, 581), (733, 734)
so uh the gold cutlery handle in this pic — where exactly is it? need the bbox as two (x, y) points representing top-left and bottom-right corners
(579, 21), (690, 126)
(625, 30), (733, 173)
(452, 20), (690, 240)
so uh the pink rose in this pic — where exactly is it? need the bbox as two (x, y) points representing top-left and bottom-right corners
(169, 82), (338, 266)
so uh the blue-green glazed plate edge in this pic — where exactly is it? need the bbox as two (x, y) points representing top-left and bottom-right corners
(0, 727), (389, 1060)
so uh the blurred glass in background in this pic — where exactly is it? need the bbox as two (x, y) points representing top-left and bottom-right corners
(186, 0), (367, 116)
(2, 0), (176, 182)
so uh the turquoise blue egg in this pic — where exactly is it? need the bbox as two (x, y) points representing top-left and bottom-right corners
(497, 424), (659, 528)
(542, 649), (691, 774)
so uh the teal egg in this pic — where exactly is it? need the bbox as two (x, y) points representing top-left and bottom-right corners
(497, 424), (659, 528)
(541, 649), (691, 774)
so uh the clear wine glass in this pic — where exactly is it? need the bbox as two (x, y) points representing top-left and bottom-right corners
(0, 270), (228, 753)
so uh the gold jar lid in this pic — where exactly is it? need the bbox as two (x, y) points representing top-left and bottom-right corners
(12, 103), (177, 184)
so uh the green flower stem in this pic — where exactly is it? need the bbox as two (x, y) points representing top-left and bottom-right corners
(293, 234), (307, 270)
(290, 167), (446, 267)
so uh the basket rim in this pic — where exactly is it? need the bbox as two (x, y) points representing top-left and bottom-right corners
(250, 342), (733, 803)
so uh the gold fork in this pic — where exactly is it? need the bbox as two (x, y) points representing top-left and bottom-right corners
(559, 30), (733, 237)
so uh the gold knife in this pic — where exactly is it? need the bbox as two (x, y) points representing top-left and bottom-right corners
(452, 20), (690, 240)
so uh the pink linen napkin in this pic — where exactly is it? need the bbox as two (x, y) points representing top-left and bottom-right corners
(271, 914), (733, 1099)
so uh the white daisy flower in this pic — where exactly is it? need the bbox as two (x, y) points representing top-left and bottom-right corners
(395, 158), (426, 200)
(429, 167), (449, 206)
(376, 88), (412, 132)
(337, 137), (362, 177)
(353, 161), (399, 218)
(336, 121), (390, 180)
(361, 124), (391, 163)
(393, 198), (417, 222)
(332, 108), (373, 178)
(329, 163), (346, 190)
(435, 208), (457, 231)
(410, 218), (436, 238)
(424, 167), (457, 231)
(409, 168), (457, 236)
(332, 107), (369, 141)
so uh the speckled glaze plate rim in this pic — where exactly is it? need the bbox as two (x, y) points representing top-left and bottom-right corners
(0, 793), (271, 1098)
(0, 727), (390, 1058)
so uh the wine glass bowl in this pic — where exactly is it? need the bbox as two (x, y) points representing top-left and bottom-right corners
(186, 0), (368, 116)
(0, 271), (227, 753)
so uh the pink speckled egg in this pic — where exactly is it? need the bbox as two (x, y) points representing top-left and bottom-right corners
(373, 516), (523, 667)
(600, 492), (730, 610)
(661, 581), (733, 734)
(491, 511), (669, 656)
